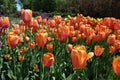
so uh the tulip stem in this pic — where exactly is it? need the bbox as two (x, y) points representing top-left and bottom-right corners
(12, 48), (17, 79)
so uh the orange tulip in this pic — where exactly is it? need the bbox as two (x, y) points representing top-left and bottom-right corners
(19, 35), (24, 43)
(36, 30), (48, 47)
(77, 34), (81, 40)
(81, 33), (86, 39)
(20, 46), (27, 53)
(109, 46), (115, 54)
(47, 37), (52, 42)
(83, 27), (94, 36)
(25, 36), (30, 42)
(19, 20), (25, 26)
(114, 30), (120, 36)
(47, 20), (55, 28)
(114, 40), (120, 50)
(57, 25), (70, 41)
(107, 34), (116, 44)
(21, 9), (32, 23)
(18, 55), (24, 62)
(7, 32), (19, 48)
(0, 16), (10, 28)
(28, 41), (35, 49)
(21, 25), (26, 33)
(97, 32), (106, 41)
(43, 52), (54, 67)
(12, 24), (20, 35)
(67, 44), (73, 51)
(94, 45), (104, 56)
(72, 37), (77, 42)
(36, 16), (42, 23)
(53, 15), (62, 25)
(71, 45), (94, 69)
(70, 31), (76, 37)
(86, 35), (93, 44)
(34, 64), (38, 71)
(4, 54), (10, 60)
(112, 57), (120, 76)
(42, 18), (47, 25)
(29, 19), (39, 32)
(46, 43), (53, 51)
(117, 35), (120, 40)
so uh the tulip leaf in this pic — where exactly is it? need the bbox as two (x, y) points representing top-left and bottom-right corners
(7, 69), (16, 80)
(66, 74), (73, 80)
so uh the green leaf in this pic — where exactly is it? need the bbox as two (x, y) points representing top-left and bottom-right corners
(66, 74), (73, 80)
(1, 72), (5, 80)
(7, 70), (16, 80)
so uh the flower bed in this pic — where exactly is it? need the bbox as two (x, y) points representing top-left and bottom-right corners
(0, 9), (120, 80)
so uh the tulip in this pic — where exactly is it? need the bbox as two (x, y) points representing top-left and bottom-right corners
(53, 15), (62, 25)
(36, 30), (48, 47)
(0, 16), (10, 28)
(114, 40), (120, 50)
(57, 25), (70, 41)
(94, 45), (104, 56)
(77, 34), (81, 40)
(67, 44), (73, 51)
(43, 52), (54, 67)
(97, 32), (106, 41)
(20, 46), (27, 53)
(86, 35), (93, 44)
(19, 20), (25, 26)
(12, 24), (20, 35)
(7, 32), (19, 48)
(47, 20), (55, 28)
(70, 31), (76, 37)
(72, 37), (77, 42)
(4, 54), (10, 60)
(42, 18), (47, 25)
(71, 45), (94, 69)
(34, 64), (38, 71)
(109, 46), (115, 54)
(29, 19), (39, 32)
(112, 57), (120, 76)
(28, 41), (35, 49)
(47, 37), (53, 42)
(46, 43), (53, 51)
(36, 16), (42, 23)
(18, 55), (24, 62)
(21, 9), (32, 23)
(107, 34), (116, 44)
(19, 35), (24, 43)
(117, 35), (120, 40)
(21, 25), (26, 33)
(25, 36), (30, 42)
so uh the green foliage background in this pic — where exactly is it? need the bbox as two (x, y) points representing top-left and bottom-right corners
(0, 0), (17, 16)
